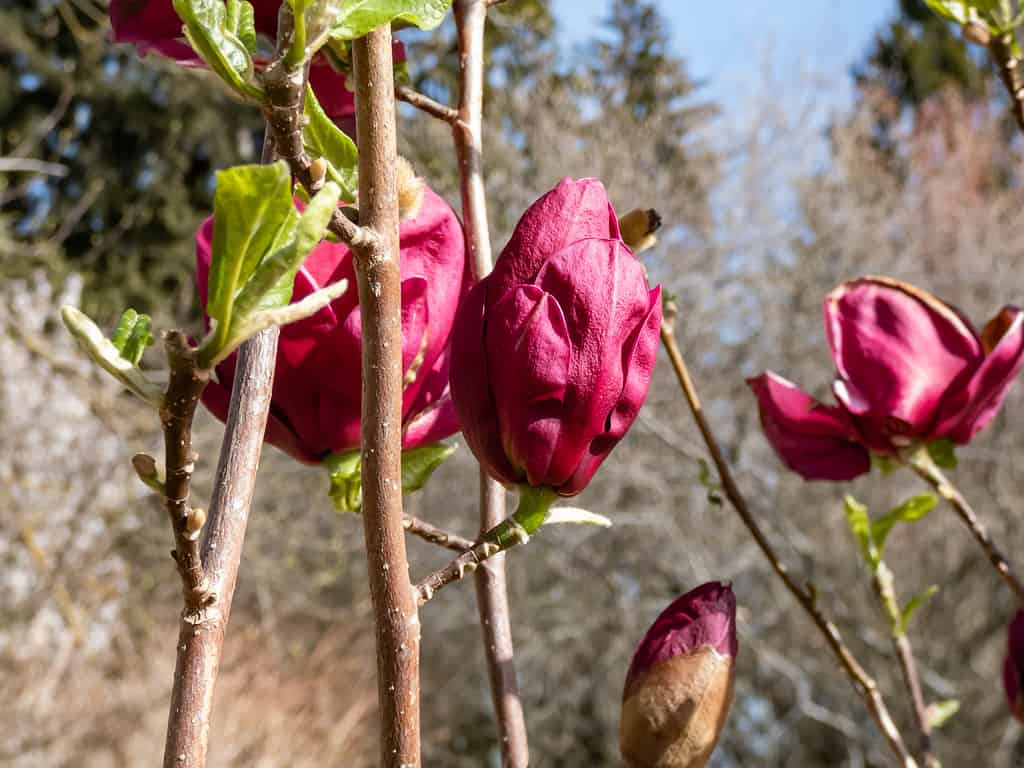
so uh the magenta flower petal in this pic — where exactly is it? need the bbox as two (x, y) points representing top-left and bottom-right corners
(486, 285), (572, 486)
(824, 277), (982, 433)
(110, 0), (182, 45)
(1005, 610), (1024, 723)
(936, 306), (1024, 443)
(402, 347), (459, 449)
(449, 282), (521, 486)
(748, 372), (871, 481)
(489, 177), (620, 297)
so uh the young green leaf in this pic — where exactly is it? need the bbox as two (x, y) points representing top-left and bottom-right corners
(843, 495), (878, 570)
(923, 0), (969, 24)
(173, 0), (262, 99)
(226, 0), (257, 55)
(871, 493), (937, 556)
(925, 699), (960, 730)
(330, 0), (453, 41)
(60, 306), (164, 408)
(401, 443), (456, 496)
(900, 584), (939, 633)
(697, 457), (723, 507)
(326, 448), (363, 511)
(205, 161), (296, 350)
(926, 438), (958, 469)
(304, 85), (359, 201)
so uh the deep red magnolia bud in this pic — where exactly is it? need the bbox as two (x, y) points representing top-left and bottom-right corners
(449, 178), (662, 496)
(108, 0), (406, 128)
(749, 276), (1024, 480)
(196, 186), (467, 463)
(1004, 610), (1024, 723)
(620, 582), (738, 768)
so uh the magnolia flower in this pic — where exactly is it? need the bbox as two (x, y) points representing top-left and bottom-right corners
(108, 0), (405, 130)
(196, 186), (467, 463)
(620, 582), (738, 768)
(749, 277), (1024, 480)
(449, 177), (662, 496)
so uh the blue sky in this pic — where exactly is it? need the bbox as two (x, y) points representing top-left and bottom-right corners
(552, 0), (896, 113)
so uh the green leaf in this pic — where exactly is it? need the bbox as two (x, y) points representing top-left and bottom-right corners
(226, 0), (257, 55)
(843, 495), (878, 570)
(326, 442), (457, 512)
(871, 493), (937, 555)
(304, 85), (359, 201)
(232, 180), (341, 319)
(697, 458), (723, 507)
(872, 454), (900, 475)
(111, 308), (155, 365)
(401, 443), (456, 495)
(205, 161), (296, 351)
(60, 306), (164, 408)
(543, 507), (613, 528)
(926, 699), (960, 730)
(173, 0), (262, 99)
(927, 438), (958, 469)
(330, 0), (452, 41)
(325, 449), (363, 512)
(900, 585), (939, 633)
(923, 0), (969, 23)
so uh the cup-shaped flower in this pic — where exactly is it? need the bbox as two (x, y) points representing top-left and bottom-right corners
(449, 177), (662, 496)
(1004, 610), (1024, 723)
(620, 582), (738, 768)
(196, 185), (466, 463)
(749, 276), (1024, 480)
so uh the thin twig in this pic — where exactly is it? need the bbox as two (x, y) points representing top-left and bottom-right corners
(161, 128), (281, 768)
(0, 157), (69, 176)
(990, 34), (1024, 134)
(403, 514), (475, 552)
(160, 332), (212, 610)
(659, 308), (919, 768)
(452, 0), (529, 762)
(162, 328), (279, 768)
(871, 563), (939, 768)
(908, 450), (1024, 603)
(351, 27), (422, 767)
(396, 84), (461, 125)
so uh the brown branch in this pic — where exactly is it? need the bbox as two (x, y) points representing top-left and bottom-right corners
(871, 564), (939, 768)
(160, 331), (212, 611)
(403, 514), (475, 552)
(396, 84), (461, 125)
(908, 450), (1024, 603)
(990, 34), (1024, 134)
(351, 27), (421, 767)
(261, 53), (377, 250)
(452, 0), (529, 763)
(659, 308), (920, 768)
(162, 328), (279, 768)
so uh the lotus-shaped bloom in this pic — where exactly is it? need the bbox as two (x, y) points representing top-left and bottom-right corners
(1005, 610), (1024, 723)
(109, 0), (405, 130)
(620, 582), (738, 768)
(749, 277), (1024, 481)
(449, 177), (662, 496)
(196, 186), (467, 463)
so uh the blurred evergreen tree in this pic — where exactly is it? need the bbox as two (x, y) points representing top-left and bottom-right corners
(0, 0), (262, 322)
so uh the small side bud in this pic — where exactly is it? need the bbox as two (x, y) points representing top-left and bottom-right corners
(619, 208), (663, 254)
(309, 156), (328, 190)
(963, 19), (991, 47)
(132, 452), (165, 494)
(397, 156), (425, 222)
(184, 507), (207, 541)
(620, 582), (737, 768)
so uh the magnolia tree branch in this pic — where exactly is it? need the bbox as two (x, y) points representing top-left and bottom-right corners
(162, 329), (279, 768)
(451, 1), (529, 763)
(403, 514), (475, 552)
(396, 83), (461, 124)
(659, 311), (920, 768)
(351, 27), (422, 766)
(990, 34), (1024, 134)
(908, 451), (1024, 603)
(871, 564), (939, 768)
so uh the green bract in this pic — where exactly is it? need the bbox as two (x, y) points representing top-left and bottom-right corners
(304, 85), (360, 201)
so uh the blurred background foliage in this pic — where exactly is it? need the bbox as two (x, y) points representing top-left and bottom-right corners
(5, 0), (1024, 766)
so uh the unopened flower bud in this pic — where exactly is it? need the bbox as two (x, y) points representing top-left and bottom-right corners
(963, 19), (991, 47)
(619, 208), (662, 254)
(620, 582), (737, 768)
(1003, 610), (1024, 722)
